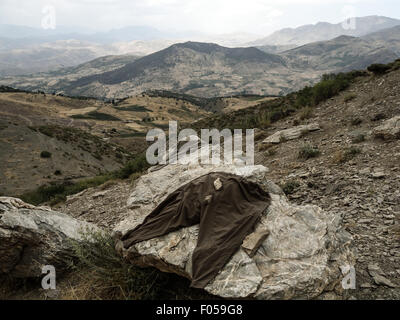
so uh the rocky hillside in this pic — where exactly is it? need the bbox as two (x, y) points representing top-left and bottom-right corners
(46, 62), (400, 300)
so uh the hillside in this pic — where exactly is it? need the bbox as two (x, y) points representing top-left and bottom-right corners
(363, 25), (400, 55)
(282, 35), (398, 72)
(0, 89), (210, 197)
(48, 61), (400, 300)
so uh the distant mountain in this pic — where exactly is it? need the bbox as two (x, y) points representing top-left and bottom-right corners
(0, 38), (178, 76)
(251, 16), (400, 46)
(0, 24), (171, 42)
(0, 40), (121, 77)
(0, 41), (298, 98)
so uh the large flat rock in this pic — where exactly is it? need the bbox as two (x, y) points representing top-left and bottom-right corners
(0, 197), (99, 278)
(373, 115), (400, 140)
(114, 162), (354, 299)
(262, 123), (320, 144)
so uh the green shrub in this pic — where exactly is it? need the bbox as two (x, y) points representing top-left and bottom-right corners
(281, 180), (300, 195)
(351, 133), (365, 144)
(21, 154), (150, 206)
(371, 113), (386, 122)
(346, 146), (361, 157)
(71, 111), (120, 121)
(113, 105), (150, 112)
(367, 63), (391, 75)
(351, 117), (362, 126)
(312, 74), (350, 105)
(40, 151), (52, 158)
(299, 106), (313, 120)
(114, 153), (150, 180)
(298, 144), (320, 160)
(293, 72), (359, 109)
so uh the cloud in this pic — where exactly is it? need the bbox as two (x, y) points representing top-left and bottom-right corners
(0, 0), (395, 35)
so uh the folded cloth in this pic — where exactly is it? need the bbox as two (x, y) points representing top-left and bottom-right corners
(121, 172), (271, 288)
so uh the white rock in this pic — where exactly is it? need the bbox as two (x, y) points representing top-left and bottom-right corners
(373, 115), (400, 140)
(0, 197), (100, 278)
(262, 123), (320, 144)
(114, 161), (354, 299)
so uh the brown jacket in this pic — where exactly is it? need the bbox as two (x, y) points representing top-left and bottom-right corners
(121, 172), (271, 288)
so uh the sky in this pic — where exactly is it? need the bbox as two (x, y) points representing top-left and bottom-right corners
(1, 0), (400, 36)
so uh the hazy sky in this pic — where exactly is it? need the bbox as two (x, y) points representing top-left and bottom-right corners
(1, 0), (400, 36)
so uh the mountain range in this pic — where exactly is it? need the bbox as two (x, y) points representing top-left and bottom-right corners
(251, 15), (400, 46)
(2, 22), (399, 99)
(1, 16), (400, 99)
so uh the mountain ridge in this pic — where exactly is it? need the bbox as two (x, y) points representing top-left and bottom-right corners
(251, 15), (400, 46)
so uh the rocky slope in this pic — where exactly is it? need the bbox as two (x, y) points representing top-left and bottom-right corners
(254, 69), (400, 299)
(52, 65), (400, 300)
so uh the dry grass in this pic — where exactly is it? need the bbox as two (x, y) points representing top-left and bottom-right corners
(333, 147), (362, 164)
(343, 93), (357, 103)
(299, 106), (313, 120)
(64, 230), (215, 300)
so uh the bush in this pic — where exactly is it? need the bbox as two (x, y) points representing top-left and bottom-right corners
(371, 113), (386, 122)
(367, 63), (391, 75)
(293, 72), (358, 108)
(351, 133), (365, 144)
(333, 147), (361, 163)
(351, 117), (362, 126)
(298, 144), (320, 160)
(281, 180), (300, 195)
(114, 153), (149, 180)
(21, 153), (150, 206)
(299, 106), (313, 120)
(71, 111), (120, 121)
(312, 74), (351, 105)
(40, 151), (52, 158)
(344, 93), (357, 102)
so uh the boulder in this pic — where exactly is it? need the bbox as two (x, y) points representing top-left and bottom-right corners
(373, 115), (400, 140)
(0, 197), (99, 278)
(114, 162), (354, 299)
(262, 123), (320, 145)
